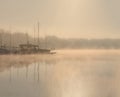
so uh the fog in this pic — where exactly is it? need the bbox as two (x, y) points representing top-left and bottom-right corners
(0, 0), (120, 38)
(0, 1), (120, 96)
(1, 30), (120, 49)
(0, 50), (120, 97)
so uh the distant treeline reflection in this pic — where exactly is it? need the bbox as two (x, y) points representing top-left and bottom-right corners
(0, 29), (120, 49)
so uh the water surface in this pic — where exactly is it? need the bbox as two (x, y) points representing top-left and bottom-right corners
(0, 50), (120, 97)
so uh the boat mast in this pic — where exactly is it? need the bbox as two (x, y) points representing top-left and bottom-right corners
(26, 32), (29, 44)
(9, 26), (12, 52)
(44, 29), (47, 49)
(0, 32), (2, 48)
(34, 24), (36, 44)
(37, 21), (40, 46)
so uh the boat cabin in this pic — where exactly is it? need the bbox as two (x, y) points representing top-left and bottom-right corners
(19, 44), (39, 53)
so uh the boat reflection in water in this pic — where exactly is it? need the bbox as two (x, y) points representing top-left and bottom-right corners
(0, 50), (119, 97)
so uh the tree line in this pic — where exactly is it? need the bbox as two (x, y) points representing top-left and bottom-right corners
(0, 29), (120, 49)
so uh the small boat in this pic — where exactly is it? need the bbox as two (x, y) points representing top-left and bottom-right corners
(0, 45), (11, 54)
(18, 43), (51, 54)
(0, 48), (10, 54)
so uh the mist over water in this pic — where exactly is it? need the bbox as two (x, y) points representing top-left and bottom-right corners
(0, 0), (120, 96)
(0, 50), (120, 97)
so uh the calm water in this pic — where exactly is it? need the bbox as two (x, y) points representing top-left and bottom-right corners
(0, 50), (120, 97)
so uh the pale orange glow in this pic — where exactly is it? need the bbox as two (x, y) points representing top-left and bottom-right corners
(0, 0), (120, 38)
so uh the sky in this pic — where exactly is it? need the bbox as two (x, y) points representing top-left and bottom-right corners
(0, 0), (120, 38)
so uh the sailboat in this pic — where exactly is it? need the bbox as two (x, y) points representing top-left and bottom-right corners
(36, 22), (51, 53)
(18, 22), (52, 54)
(0, 22), (55, 54)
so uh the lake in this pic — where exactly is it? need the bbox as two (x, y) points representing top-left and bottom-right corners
(0, 49), (120, 97)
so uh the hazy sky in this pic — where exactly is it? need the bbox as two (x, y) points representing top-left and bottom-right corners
(0, 0), (120, 38)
